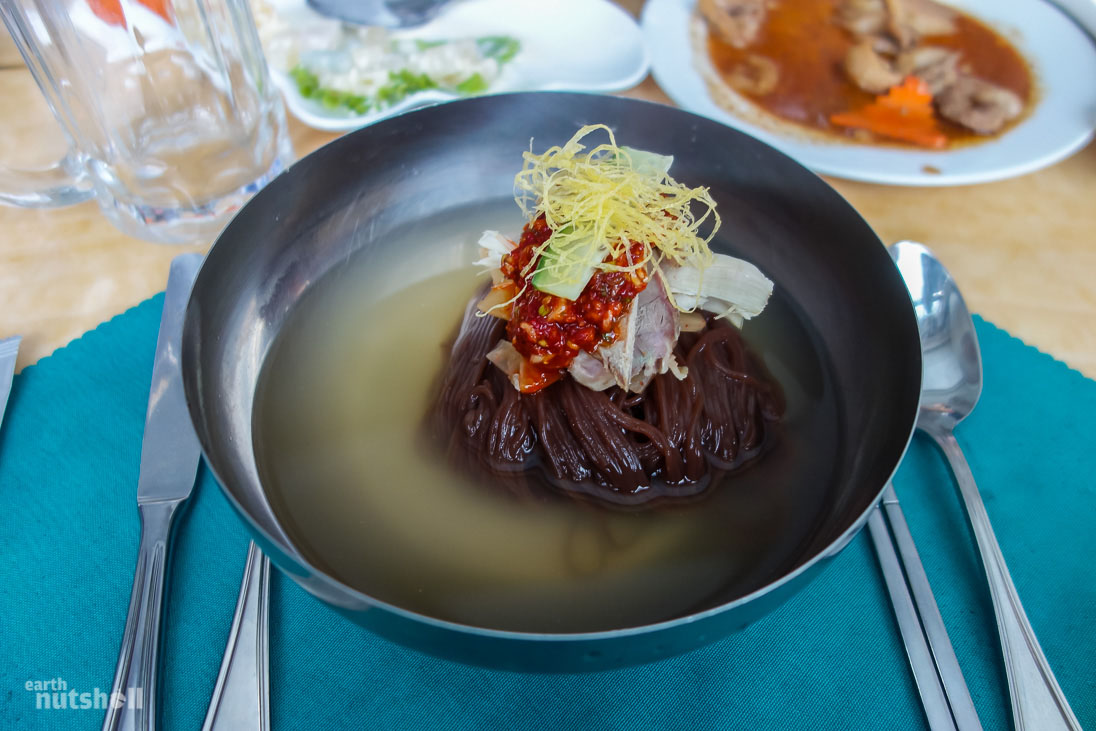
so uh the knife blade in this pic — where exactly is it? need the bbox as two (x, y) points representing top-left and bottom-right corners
(0, 335), (20, 432)
(103, 253), (204, 731)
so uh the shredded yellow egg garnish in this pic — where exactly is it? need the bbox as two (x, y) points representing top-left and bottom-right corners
(513, 124), (719, 300)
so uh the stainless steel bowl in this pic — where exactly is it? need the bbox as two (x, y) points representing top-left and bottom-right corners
(181, 92), (921, 672)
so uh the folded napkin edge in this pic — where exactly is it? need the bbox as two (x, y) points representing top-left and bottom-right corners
(971, 314), (1091, 385)
(15, 292), (165, 378)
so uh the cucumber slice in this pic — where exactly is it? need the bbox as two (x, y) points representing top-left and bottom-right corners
(531, 233), (606, 301)
(620, 146), (673, 176)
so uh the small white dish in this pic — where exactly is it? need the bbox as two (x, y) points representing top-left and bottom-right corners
(642, 0), (1096, 186)
(269, 0), (650, 132)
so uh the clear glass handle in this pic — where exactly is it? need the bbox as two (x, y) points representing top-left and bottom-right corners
(0, 150), (93, 207)
(0, 6), (91, 208)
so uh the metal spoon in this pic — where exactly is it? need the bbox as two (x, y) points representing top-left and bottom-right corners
(890, 241), (1081, 731)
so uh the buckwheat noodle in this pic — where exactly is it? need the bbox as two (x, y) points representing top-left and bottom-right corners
(430, 297), (783, 507)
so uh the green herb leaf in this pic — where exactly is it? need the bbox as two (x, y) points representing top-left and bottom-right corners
(414, 39), (448, 50)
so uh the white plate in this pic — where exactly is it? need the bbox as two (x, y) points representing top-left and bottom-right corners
(642, 0), (1096, 185)
(269, 0), (650, 132)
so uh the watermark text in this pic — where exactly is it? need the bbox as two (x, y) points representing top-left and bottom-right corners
(23, 678), (142, 711)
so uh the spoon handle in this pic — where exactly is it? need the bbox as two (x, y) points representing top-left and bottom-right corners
(929, 428), (1081, 731)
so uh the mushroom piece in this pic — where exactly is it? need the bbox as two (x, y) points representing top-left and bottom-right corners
(935, 76), (1023, 134)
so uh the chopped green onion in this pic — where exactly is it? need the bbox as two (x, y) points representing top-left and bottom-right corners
(456, 73), (488, 95)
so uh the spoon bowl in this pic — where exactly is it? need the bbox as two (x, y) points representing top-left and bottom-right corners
(891, 242), (982, 432)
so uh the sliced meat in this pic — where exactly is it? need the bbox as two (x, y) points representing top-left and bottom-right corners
(838, 0), (956, 48)
(897, 46), (960, 94)
(598, 300), (637, 390)
(698, 0), (768, 49)
(845, 39), (903, 94)
(904, 0), (957, 36)
(575, 276), (685, 393)
(936, 76), (1023, 134)
(836, 0), (889, 38)
(567, 350), (615, 392)
(727, 54), (780, 96)
(883, 0), (917, 49)
(627, 276), (682, 392)
(868, 34), (900, 55)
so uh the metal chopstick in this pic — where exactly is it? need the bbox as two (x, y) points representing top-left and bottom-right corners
(880, 483), (982, 731)
(868, 504), (958, 731)
(202, 541), (271, 731)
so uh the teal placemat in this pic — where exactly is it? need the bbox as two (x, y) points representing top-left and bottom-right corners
(1, 297), (1093, 730)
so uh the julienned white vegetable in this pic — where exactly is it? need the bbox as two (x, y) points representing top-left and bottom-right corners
(662, 254), (774, 327)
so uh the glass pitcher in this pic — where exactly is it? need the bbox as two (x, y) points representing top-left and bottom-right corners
(0, 0), (293, 244)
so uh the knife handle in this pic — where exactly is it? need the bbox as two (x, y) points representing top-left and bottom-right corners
(102, 500), (182, 731)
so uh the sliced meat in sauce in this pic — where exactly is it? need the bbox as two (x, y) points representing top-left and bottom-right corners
(726, 54), (780, 95)
(836, 0), (889, 37)
(897, 46), (961, 94)
(846, 40), (961, 96)
(839, 0), (957, 49)
(902, 0), (958, 36)
(936, 76), (1023, 134)
(698, 0), (769, 48)
(845, 39), (904, 93)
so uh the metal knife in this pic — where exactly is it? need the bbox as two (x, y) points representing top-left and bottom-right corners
(103, 253), (204, 731)
(0, 335), (20, 432)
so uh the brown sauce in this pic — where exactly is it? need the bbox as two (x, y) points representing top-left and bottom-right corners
(706, 0), (1033, 147)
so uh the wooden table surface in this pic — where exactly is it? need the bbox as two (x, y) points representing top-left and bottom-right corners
(2, 2), (1094, 378)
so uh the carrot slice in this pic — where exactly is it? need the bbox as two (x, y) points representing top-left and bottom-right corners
(87, 0), (126, 27)
(86, 0), (173, 28)
(139, 0), (174, 25)
(830, 76), (947, 149)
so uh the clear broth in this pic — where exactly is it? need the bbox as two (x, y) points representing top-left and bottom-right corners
(253, 200), (842, 633)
